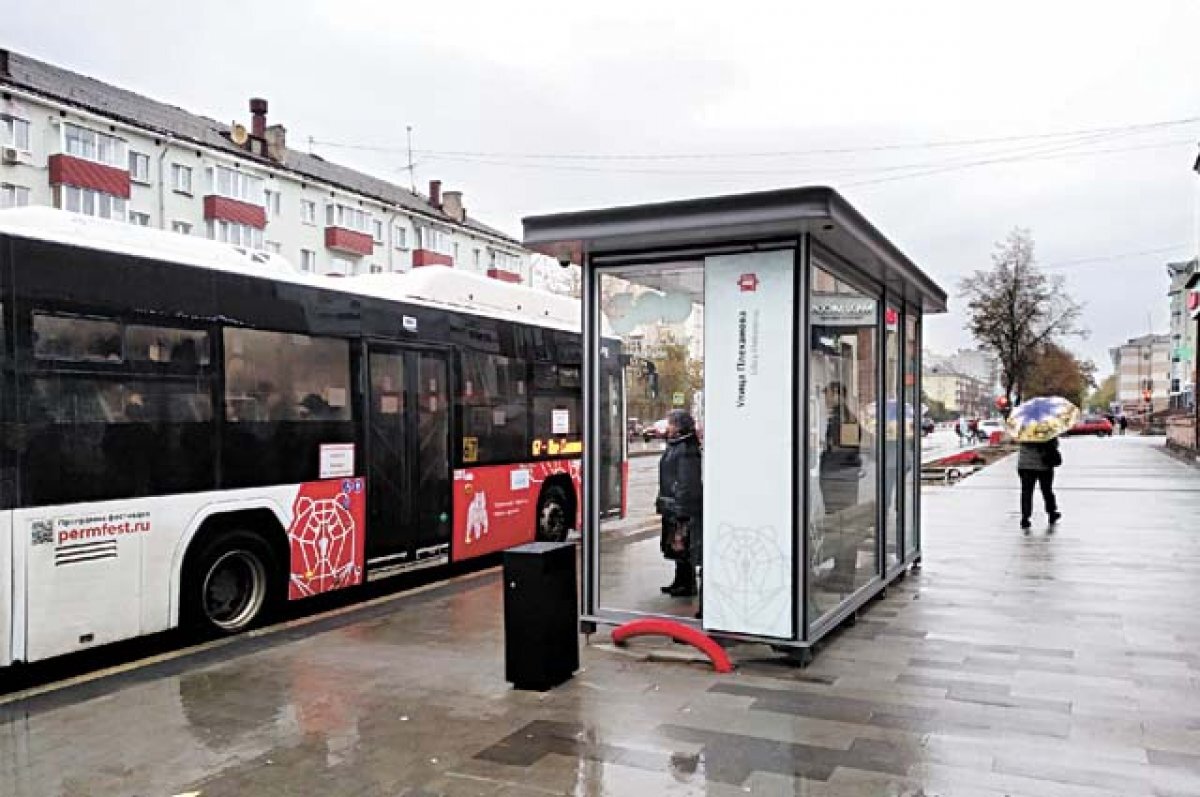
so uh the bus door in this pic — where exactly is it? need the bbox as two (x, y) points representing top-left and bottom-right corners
(364, 345), (452, 574)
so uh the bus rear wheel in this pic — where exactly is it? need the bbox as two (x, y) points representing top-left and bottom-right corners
(537, 485), (572, 543)
(184, 531), (280, 635)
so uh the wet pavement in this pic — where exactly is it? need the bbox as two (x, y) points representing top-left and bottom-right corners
(5, 436), (1200, 795)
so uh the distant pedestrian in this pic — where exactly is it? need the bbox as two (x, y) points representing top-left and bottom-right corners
(1118, 415), (1128, 436)
(1017, 437), (1062, 530)
(955, 417), (968, 447)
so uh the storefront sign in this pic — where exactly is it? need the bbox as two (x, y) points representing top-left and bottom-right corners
(702, 250), (794, 639)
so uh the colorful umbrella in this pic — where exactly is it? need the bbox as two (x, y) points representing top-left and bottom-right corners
(1006, 396), (1080, 443)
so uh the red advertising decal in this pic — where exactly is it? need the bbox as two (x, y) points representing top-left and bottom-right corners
(452, 460), (581, 561)
(288, 478), (366, 599)
(1189, 291), (1200, 312)
(737, 273), (760, 293)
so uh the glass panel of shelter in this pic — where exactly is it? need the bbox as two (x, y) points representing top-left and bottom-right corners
(807, 260), (881, 629)
(595, 260), (706, 620)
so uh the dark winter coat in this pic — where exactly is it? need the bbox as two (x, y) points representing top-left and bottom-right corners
(1017, 438), (1060, 471)
(658, 434), (702, 519)
(658, 434), (702, 564)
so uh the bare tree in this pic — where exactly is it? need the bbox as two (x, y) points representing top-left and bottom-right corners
(959, 228), (1085, 406)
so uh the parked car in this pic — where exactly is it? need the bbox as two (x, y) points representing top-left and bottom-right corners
(627, 417), (644, 440)
(1067, 415), (1113, 437)
(643, 418), (670, 442)
(977, 419), (1006, 441)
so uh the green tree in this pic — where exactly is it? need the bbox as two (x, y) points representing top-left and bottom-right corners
(960, 228), (1086, 406)
(1088, 373), (1117, 411)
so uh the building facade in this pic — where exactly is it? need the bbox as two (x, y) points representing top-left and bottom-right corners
(1166, 258), (1198, 409)
(1110, 333), (1172, 415)
(923, 369), (989, 417)
(0, 49), (531, 282)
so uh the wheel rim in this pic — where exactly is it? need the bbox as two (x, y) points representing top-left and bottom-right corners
(539, 500), (568, 541)
(202, 550), (267, 631)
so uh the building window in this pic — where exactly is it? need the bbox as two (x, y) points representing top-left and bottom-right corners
(171, 163), (193, 194)
(265, 241), (282, 254)
(473, 248), (481, 267)
(301, 199), (316, 225)
(394, 225), (407, 249)
(1, 184), (30, 209)
(416, 226), (452, 254)
(491, 249), (521, 271)
(453, 242), (460, 261)
(1, 114), (31, 151)
(329, 256), (353, 276)
(129, 151), (150, 183)
(61, 185), (127, 220)
(325, 202), (371, 234)
(263, 188), (281, 217)
(63, 123), (127, 168)
(300, 249), (316, 272)
(369, 263), (384, 274)
(206, 218), (264, 249)
(172, 220), (192, 235)
(372, 219), (384, 244)
(205, 164), (265, 205)
(129, 211), (151, 226)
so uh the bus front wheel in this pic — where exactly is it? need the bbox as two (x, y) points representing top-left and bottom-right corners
(184, 531), (281, 635)
(536, 484), (572, 543)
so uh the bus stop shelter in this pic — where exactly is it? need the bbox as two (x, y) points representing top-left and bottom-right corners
(524, 186), (947, 657)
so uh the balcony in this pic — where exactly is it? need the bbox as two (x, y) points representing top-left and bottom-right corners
(48, 154), (130, 198)
(325, 226), (373, 257)
(486, 267), (521, 284)
(204, 195), (266, 229)
(412, 249), (453, 268)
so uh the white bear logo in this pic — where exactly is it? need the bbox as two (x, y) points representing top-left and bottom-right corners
(465, 491), (489, 544)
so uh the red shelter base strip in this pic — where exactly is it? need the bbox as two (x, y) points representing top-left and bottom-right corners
(610, 618), (735, 674)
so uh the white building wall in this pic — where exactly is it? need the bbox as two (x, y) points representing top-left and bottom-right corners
(1, 87), (530, 283)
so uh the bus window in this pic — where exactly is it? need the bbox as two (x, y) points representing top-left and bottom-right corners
(33, 314), (123, 362)
(221, 328), (353, 488)
(461, 351), (529, 464)
(127, 325), (210, 366)
(223, 329), (351, 423)
(20, 374), (214, 504)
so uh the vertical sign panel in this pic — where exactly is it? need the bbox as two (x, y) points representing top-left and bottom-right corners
(703, 250), (795, 638)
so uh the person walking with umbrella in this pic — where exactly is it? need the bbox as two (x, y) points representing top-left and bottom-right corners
(1007, 396), (1077, 531)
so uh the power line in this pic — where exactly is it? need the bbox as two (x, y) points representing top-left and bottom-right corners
(308, 115), (1200, 161)
(1042, 244), (1193, 271)
(405, 133), (1191, 182)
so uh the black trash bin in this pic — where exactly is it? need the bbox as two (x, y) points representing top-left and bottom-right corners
(503, 541), (578, 691)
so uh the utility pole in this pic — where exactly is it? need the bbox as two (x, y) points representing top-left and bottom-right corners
(406, 126), (415, 193)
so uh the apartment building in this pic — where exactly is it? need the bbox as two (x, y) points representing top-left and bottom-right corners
(1166, 258), (1198, 408)
(1110, 333), (1172, 414)
(0, 49), (530, 282)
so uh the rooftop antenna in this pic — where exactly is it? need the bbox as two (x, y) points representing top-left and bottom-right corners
(307, 135), (314, 155)
(406, 126), (415, 193)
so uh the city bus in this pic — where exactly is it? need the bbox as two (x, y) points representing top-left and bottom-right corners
(0, 208), (626, 667)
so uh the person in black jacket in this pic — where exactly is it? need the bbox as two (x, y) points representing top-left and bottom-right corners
(1017, 437), (1061, 530)
(657, 409), (702, 597)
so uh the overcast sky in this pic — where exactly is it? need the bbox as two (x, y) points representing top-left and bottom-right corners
(9, 1), (1200, 374)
